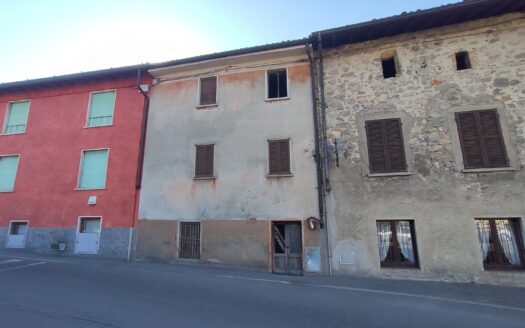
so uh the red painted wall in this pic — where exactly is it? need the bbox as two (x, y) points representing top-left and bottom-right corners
(0, 75), (150, 229)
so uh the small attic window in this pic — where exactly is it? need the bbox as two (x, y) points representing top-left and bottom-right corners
(381, 57), (397, 79)
(455, 51), (471, 70)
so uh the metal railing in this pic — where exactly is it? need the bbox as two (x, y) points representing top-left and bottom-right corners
(88, 116), (113, 127)
(3, 124), (26, 134)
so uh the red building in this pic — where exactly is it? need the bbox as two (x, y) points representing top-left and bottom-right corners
(0, 66), (151, 258)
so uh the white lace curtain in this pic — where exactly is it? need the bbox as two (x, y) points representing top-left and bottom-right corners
(376, 222), (392, 261)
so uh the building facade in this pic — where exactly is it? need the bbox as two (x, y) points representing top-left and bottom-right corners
(314, 2), (525, 285)
(138, 43), (329, 274)
(0, 67), (151, 258)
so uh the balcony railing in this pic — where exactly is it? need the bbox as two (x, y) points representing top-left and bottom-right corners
(87, 116), (113, 127)
(3, 124), (26, 134)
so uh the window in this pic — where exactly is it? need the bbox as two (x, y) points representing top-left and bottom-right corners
(79, 218), (101, 233)
(3, 101), (30, 134)
(78, 149), (109, 189)
(267, 69), (288, 99)
(199, 76), (217, 106)
(87, 90), (115, 127)
(381, 57), (397, 78)
(456, 109), (508, 169)
(0, 155), (20, 192)
(195, 144), (214, 178)
(9, 221), (28, 235)
(455, 51), (471, 70)
(475, 219), (524, 270)
(376, 220), (419, 268)
(179, 222), (200, 259)
(365, 119), (407, 174)
(268, 139), (291, 175)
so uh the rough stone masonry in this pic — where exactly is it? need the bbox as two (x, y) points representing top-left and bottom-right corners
(322, 13), (525, 286)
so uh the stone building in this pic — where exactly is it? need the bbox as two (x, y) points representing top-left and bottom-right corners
(311, 0), (525, 285)
(137, 41), (329, 274)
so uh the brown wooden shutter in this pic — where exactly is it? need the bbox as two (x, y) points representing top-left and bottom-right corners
(268, 139), (290, 174)
(366, 119), (406, 173)
(199, 77), (217, 106)
(456, 110), (508, 169)
(195, 144), (214, 177)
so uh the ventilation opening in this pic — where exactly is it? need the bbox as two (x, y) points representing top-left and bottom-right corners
(455, 51), (471, 70)
(381, 57), (397, 78)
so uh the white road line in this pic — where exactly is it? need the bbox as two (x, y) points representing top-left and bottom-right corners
(0, 259), (22, 264)
(219, 275), (291, 284)
(307, 283), (525, 313)
(0, 254), (64, 263)
(0, 261), (46, 272)
(218, 274), (525, 313)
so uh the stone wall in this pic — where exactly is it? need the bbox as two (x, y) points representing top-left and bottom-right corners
(322, 13), (525, 286)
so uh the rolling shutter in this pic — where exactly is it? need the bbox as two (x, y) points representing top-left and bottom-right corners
(0, 155), (20, 192)
(79, 150), (109, 189)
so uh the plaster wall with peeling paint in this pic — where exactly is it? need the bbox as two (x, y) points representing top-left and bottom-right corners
(138, 48), (327, 272)
(323, 13), (525, 286)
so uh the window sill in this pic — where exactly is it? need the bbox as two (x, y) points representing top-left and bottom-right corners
(266, 173), (293, 178)
(75, 188), (107, 191)
(0, 190), (14, 193)
(367, 172), (412, 178)
(0, 132), (26, 136)
(483, 266), (525, 271)
(196, 104), (218, 110)
(193, 176), (216, 180)
(265, 97), (290, 103)
(462, 167), (517, 173)
(380, 265), (420, 270)
(84, 124), (113, 129)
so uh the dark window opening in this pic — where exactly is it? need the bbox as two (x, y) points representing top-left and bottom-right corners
(9, 222), (28, 235)
(381, 57), (397, 78)
(199, 76), (217, 106)
(455, 51), (471, 70)
(267, 69), (288, 99)
(456, 109), (508, 169)
(475, 218), (525, 270)
(365, 118), (407, 174)
(195, 144), (214, 178)
(376, 220), (419, 268)
(268, 139), (291, 175)
(180, 222), (201, 259)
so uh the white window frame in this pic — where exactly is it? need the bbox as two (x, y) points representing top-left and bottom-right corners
(0, 153), (21, 192)
(85, 89), (117, 128)
(265, 68), (290, 101)
(197, 76), (218, 107)
(2, 100), (31, 135)
(76, 148), (110, 190)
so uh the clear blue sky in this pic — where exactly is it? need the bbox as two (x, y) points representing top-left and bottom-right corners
(0, 0), (458, 83)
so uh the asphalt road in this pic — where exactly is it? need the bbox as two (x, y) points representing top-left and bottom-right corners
(0, 251), (524, 328)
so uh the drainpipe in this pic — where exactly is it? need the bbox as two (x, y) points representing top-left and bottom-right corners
(306, 43), (325, 228)
(127, 66), (150, 262)
(307, 39), (333, 275)
(317, 32), (330, 193)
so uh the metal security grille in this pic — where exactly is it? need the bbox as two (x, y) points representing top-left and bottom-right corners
(179, 222), (201, 259)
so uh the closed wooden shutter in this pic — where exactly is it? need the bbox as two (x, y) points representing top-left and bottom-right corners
(456, 110), (508, 169)
(268, 139), (290, 174)
(195, 144), (214, 177)
(366, 119), (406, 173)
(199, 77), (217, 106)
